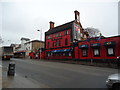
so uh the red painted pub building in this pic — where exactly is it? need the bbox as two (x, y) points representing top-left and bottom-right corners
(45, 10), (120, 62)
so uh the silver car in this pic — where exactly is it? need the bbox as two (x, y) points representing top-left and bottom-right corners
(106, 73), (120, 90)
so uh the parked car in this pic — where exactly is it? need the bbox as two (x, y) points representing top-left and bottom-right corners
(106, 73), (120, 90)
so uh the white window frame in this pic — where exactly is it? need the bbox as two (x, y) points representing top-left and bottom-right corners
(107, 48), (114, 55)
(82, 49), (87, 57)
(94, 48), (100, 56)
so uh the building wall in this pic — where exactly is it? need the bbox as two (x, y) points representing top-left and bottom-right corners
(21, 39), (30, 50)
(46, 29), (71, 49)
(45, 28), (73, 60)
(78, 36), (120, 60)
(32, 41), (44, 52)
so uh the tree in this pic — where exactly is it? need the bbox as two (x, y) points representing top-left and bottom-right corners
(84, 27), (101, 38)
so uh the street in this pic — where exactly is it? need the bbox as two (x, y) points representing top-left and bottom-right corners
(0, 60), (2, 89)
(2, 58), (118, 88)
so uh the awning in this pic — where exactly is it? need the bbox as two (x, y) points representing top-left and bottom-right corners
(60, 49), (64, 52)
(79, 44), (88, 49)
(51, 50), (61, 53)
(64, 49), (72, 52)
(91, 43), (101, 47)
(104, 41), (116, 46)
(51, 50), (55, 53)
(51, 49), (72, 53)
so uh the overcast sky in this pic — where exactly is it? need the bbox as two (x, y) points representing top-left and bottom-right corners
(0, 0), (119, 46)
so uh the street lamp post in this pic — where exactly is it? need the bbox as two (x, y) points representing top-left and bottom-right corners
(37, 29), (42, 60)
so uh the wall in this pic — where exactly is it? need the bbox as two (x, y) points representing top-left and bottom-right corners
(46, 29), (71, 49)
(78, 36), (120, 60)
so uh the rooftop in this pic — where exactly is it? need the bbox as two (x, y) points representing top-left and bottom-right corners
(45, 21), (74, 35)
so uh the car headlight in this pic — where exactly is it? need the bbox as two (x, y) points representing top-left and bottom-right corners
(106, 79), (112, 83)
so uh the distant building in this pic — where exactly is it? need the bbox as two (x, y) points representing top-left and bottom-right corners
(13, 38), (44, 58)
(10, 44), (21, 53)
(25, 40), (44, 53)
(21, 37), (30, 51)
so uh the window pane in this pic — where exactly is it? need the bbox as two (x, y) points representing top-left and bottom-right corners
(82, 49), (87, 56)
(108, 48), (114, 55)
(94, 49), (99, 56)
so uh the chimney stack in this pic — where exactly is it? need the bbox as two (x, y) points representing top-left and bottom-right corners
(74, 10), (80, 22)
(49, 21), (54, 29)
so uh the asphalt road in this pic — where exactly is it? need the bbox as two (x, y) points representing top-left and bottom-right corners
(0, 60), (2, 89)
(2, 58), (118, 88)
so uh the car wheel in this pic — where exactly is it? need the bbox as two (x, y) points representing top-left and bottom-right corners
(112, 84), (120, 90)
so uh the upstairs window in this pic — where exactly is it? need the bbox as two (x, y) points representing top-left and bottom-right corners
(65, 31), (68, 35)
(59, 33), (61, 36)
(48, 42), (50, 49)
(48, 36), (51, 39)
(56, 41), (59, 47)
(53, 34), (55, 38)
(56, 34), (59, 37)
(59, 40), (61, 46)
(65, 38), (68, 45)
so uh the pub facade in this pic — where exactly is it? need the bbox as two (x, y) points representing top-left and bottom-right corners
(45, 10), (120, 61)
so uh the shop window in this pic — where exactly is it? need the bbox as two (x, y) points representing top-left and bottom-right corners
(69, 52), (71, 56)
(65, 38), (68, 45)
(93, 48), (100, 56)
(65, 52), (69, 56)
(107, 48), (115, 56)
(82, 49), (87, 57)
(47, 52), (50, 57)
(53, 53), (55, 56)
(51, 52), (53, 56)
(63, 52), (66, 56)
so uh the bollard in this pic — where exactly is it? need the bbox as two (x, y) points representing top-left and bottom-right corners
(7, 62), (15, 76)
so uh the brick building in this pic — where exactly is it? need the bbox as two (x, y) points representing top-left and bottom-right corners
(45, 10), (120, 61)
(45, 10), (89, 59)
(75, 36), (120, 61)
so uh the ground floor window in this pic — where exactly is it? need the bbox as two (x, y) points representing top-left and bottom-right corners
(93, 48), (100, 57)
(47, 51), (72, 57)
(47, 53), (50, 57)
(69, 52), (71, 56)
(82, 49), (87, 57)
(107, 47), (115, 56)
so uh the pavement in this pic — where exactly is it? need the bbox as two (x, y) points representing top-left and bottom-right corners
(2, 58), (119, 88)
(0, 60), (2, 89)
(2, 59), (47, 88)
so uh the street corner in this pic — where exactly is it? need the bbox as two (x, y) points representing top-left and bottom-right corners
(0, 66), (2, 89)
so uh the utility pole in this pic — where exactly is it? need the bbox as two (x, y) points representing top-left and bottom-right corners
(37, 29), (42, 60)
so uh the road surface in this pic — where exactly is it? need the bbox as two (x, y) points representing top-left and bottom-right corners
(2, 58), (118, 88)
(0, 60), (2, 89)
